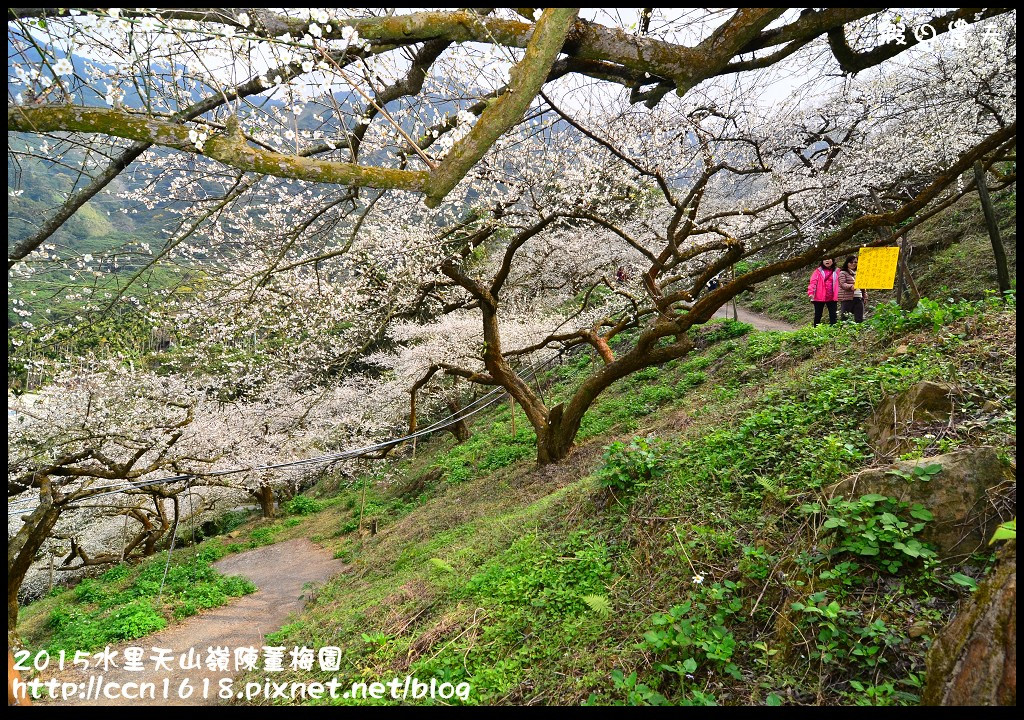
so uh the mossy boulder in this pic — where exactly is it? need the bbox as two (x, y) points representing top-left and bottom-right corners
(832, 448), (1015, 556)
(864, 380), (959, 456)
(924, 541), (1016, 705)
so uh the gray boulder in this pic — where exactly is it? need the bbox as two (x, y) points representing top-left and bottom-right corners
(832, 448), (1015, 556)
(864, 381), (960, 456)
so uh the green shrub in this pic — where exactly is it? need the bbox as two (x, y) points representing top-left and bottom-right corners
(744, 331), (784, 359)
(676, 371), (707, 394)
(599, 437), (666, 494)
(808, 494), (936, 573)
(704, 319), (752, 343)
(73, 579), (107, 604)
(480, 443), (533, 470)
(99, 599), (167, 642)
(99, 565), (132, 583)
(640, 580), (745, 701)
(284, 495), (324, 515)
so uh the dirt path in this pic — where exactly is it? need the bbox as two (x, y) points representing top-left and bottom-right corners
(41, 539), (346, 706)
(713, 303), (797, 332)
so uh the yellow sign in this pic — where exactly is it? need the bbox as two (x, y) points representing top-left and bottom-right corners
(855, 247), (900, 289)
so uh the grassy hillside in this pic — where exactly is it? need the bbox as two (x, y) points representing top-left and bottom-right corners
(248, 297), (1015, 706)
(744, 190), (1016, 326)
(20, 290), (1014, 706)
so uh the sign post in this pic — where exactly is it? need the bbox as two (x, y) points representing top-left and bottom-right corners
(855, 247), (900, 290)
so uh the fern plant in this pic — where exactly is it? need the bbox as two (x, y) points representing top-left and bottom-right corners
(581, 593), (612, 618)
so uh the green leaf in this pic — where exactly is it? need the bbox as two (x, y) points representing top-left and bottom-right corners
(428, 557), (454, 573)
(682, 657), (698, 674)
(581, 593), (612, 617)
(989, 518), (1016, 544)
(861, 493), (887, 503)
(950, 573), (978, 590)
(909, 504), (933, 521)
(766, 693), (783, 706)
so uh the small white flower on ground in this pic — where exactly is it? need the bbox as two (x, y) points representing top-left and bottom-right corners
(692, 574), (704, 584)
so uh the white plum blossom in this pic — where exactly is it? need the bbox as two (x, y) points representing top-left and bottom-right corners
(52, 57), (74, 76)
(187, 127), (209, 151)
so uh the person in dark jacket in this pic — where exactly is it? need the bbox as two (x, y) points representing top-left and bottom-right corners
(838, 255), (867, 323)
(807, 258), (839, 326)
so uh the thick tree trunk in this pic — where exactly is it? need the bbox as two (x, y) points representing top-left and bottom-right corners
(249, 483), (274, 518)
(536, 405), (576, 465)
(897, 236), (920, 310)
(8, 485), (60, 641)
(870, 188), (919, 310)
(924, 541), (1015, 705)
(444, 398), (471, 443)
(254, 485), (276, 518)
(134, 510), (161, 556)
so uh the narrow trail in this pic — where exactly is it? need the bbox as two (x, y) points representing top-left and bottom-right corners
(44, 538), (347, 706)
(712, 303), (798, 332)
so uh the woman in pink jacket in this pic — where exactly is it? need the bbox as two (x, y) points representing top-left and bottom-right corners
(807, 257), (839, 326)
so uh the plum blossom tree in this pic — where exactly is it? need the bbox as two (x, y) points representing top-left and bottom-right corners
(8, 8), (1012, 270)
(6, 355), (424, 635)
(6, 363), (215, 633)
(367, 17), (1016, 463)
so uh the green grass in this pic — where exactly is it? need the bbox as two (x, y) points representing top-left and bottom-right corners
(20, 544), (256, 655)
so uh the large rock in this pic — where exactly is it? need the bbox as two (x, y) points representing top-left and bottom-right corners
(831, 448), (1015, 556)
(924, 541), (1016, 705)
(865, 381), (959, 456)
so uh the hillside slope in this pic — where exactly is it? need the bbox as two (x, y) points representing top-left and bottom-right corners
(145, 297), (1014, 706)
(16, 290), (1016, 707)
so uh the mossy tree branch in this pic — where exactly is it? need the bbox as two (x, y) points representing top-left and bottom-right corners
(423, 8), (578, 206)
(8, 105), (430, 192)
